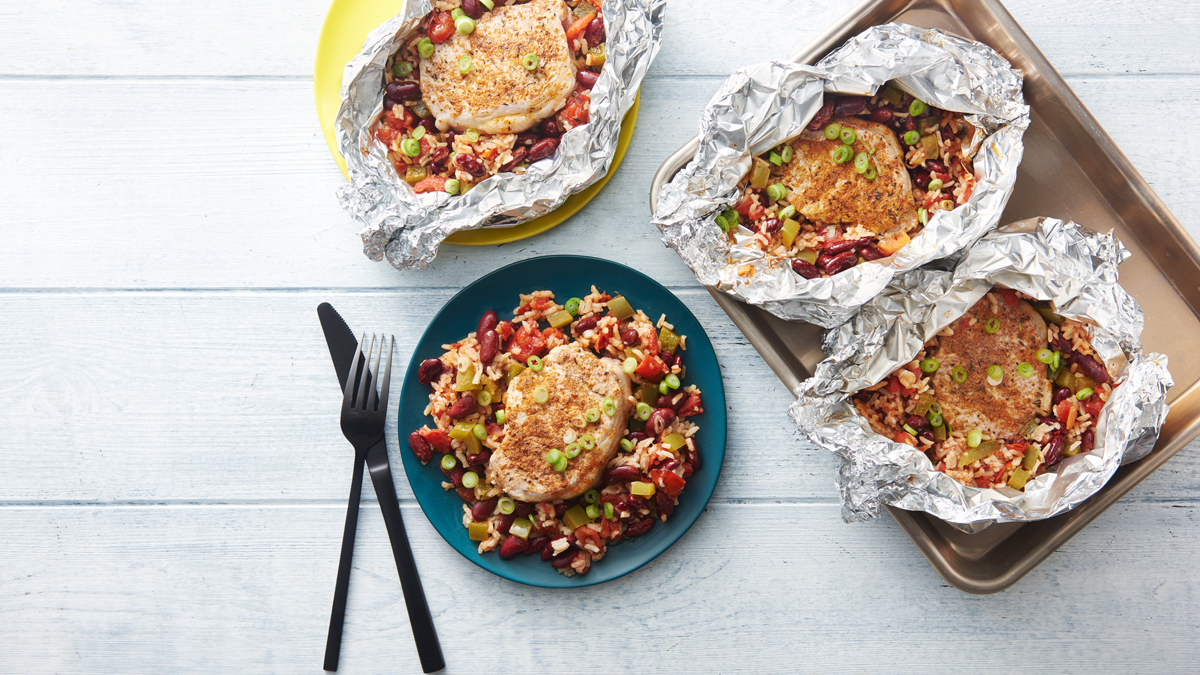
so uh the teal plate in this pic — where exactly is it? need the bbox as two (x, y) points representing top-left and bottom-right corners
(397, 255), (727, 588)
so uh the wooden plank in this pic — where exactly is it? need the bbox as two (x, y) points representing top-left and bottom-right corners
(1, 75), (1198, 289)
(1, 500), (1197, 674)
(1, 0), (1197, 77)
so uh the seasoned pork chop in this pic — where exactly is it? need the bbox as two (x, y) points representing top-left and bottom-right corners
(489, 342), (633, 502)
(930, 295), (1052, 439)
(782, 116), (917, 234)
(420, 0), (577, 134)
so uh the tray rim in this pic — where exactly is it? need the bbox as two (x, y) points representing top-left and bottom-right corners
(647, 0), (1200, 594)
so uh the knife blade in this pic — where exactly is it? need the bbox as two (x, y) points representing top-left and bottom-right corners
(318, 302), (359, 389)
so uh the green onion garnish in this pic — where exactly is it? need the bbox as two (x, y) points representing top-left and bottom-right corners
(620, 438), (634, 452)
(411, 125), (426, 140)
(393, 61), (413, 77)
(623, 357), (637, 374)
(967, 430), (982, 448)
(903, 130), (919, 145)
(528, 355), (543, 371)
(402, 138), (421, 157)
(602, 398), (617, 417)
(854, 152), (870, 173)
(441, 454), (457, 470)
(823, 123), (841, 140)
(831, 145), (853, 164)
(472, 423), (487, 440)
(564, 297), (582, 316)
(476, 390), (491, 406)
(451, 8), (465, 19)
(444, 178), (461, 195)
(658, 380), (670, 395)
(564, 442), (581, 459)
(840, 128), (857, 145)
(777, 205), (797, 219)
(480, 0), (494, 8)
(1017, 362), (1034, 378)
(665, 374), (680, 389)
(766, 183), (787, 202)
(418, 38), (434, 59)
(920, 358), (939, 373)
(903, 424), (917, 436)
(1051, 351), (1062, 371)
(1076, 387), (1094, 400)
(781, 146), (794, 163)
(456, 16), (475, 34)
(533, 387), (548, 404)
(498, 497), (516, 514)
(769, 152), (783, 166)
(585, 408), (601, 423)
(987, 364), (1003, 381)
(464, 129), (480, 143)
(952, 365), (967, 383)
(584, 489), (600, 504)
(495, 409), (506, 425)
(462, 471), (480, 488)
(604, 502), (614, 519)
(985, 317), (1000, 334)
(909, 99), (927, 117)
(927, 411), (943, 427)
(918, 208), (929, 225)
(864, 165), (877, 180)
(522, 53), (539, 70)
(636, 403), (652, 421)
(585, 504), (601, 520)
(457, 53), (473, 74)
(551, 457), (568, 472)
(927, 178), (944, 191)
(580, 434), (595, 451)
(545, 449), (563, 465)
(1036, 349), (1055, 364)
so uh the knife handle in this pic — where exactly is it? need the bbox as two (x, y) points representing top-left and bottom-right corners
(323, 449), (367, 672)
(367, 443), (446, 673)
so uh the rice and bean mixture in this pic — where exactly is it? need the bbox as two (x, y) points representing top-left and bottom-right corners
(724, 86), (978, 278)
(374, 0), (605, 195)
(853, 289), (1115, 490)
(407, 288), (705, 576)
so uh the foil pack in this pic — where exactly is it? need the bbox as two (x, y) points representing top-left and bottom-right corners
(336, 0), (664, 269)
(788, 218), (1174, 531)
(652, 23), (1029, 328)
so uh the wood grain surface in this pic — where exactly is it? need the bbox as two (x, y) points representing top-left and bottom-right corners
(2, 0), (1198, 673)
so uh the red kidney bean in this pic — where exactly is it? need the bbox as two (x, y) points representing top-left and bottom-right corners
(429, 146), (449, 164)
(551, 550), (578, 569)
(524, 535), (550, 556)
(496, 513), (516, 535)
(416, 358), (443, 385)
(647, 408), (677, 435)
(449, 467), (466, 488)
(584, 16), (605, 44)
(905, 414), (930, 431)
(920, 429), (935, 443)
(1080, 430), (1095, 454)
(660, 459), (679, 473)
(528, 138), (559, 162)
(624, 518), (655, 537)
(1044, 434), (1065, 466)
(807, 101), (834, 131)
(382, 96), (400, 112)
(573, 314), (599, 333)
(513, 501), (534, 517)
(576, 70), (599, 89)
(447, 394), (477, 420)
(604, 465), (642, 485)
(457, 153), (487, 178)
(407, 432), (432, 462)
(904, 116), (916, 131)
(821, 250), (858, 276)
(540, 118), (561, 138)
(859, 246), (886, 261)
(925, 159), (948, 173)
(385, 81), (421, 101)
(626, 431), (650, 444)
(673, 354), (683, 369)
(445, 130), (456, 145)
(791, 258), (821, 279)
(516, 130), (539, 146)
(760, 218), (782, 235)
(824, 237), (870, 255)
(1074, 353), (1110, 385)
(656, 395), (679, 411)
(468, 464), (486, 477)
(868, 107), (893, 123)
(626, 495), (647, 513)
(554, 502), (569, 517)
(832, 96), (867, 116)
(456, 486), (475, 502)
(471, 497), (499, 521)
(686, 447), (702, 472)
(479, 329), (499, 364)
(1053, 386), (1073, 405)
(913, 171), (931, 189)
(541, 544), (555, 561)
(655, 491), (675, 519)
(466, 450), (491, 466)
(419, 117), (437, 133)
(477, 310), (498, 335)
(461, 0), (483, 19)
(499, 146), (527, 172)
(940, 127), (955, 142)
(499, 535), (528, 559)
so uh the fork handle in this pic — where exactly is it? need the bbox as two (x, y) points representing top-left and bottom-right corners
(323, 447), (367, 672)
(366, 438), (445, 673)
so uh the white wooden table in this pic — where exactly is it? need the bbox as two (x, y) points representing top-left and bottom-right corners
(3, 1), (1199, 672)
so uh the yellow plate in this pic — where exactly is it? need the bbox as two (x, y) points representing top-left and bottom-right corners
(313, 0), (640, 246)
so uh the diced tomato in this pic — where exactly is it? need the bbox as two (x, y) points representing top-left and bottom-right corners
(510, 322), (547, 363)
(428, 11), (455, 43)
(496, 321), (514, 342)
(375, 126), (399, 146)
(643, 327), (660, 354)
(886, 376), (902, 394)
(1084, 395), (1104, 418)
(418, 136), (434, 156)
(531, 297), (552, 311)
(542, 327), (566, 345)
(1056, 399), (1078, 430)
(421, 429), (453, 452)
(565, 12), (595, 41)
(998, 288), (1019, 306)
(634, 354), (668, 381)
(1007, 441), (1028, 453)
(650, 469), (687, 498)
(598, 517), (619, 539)
(412, 175), (448, 193)
(562, 92), (590, 126)
(677, 394), (703, 418)
(384, 107), (413, 130)
(895, 431), (917, 446)
(974, 476), (993, 488)
(486, 423), (503, 436)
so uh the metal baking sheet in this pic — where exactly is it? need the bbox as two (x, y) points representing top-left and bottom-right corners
(648, 0), (1200, 594)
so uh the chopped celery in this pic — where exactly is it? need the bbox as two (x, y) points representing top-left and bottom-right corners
(932, 424), (947, 442)
(1071, 375), (1095, 395)
(547, 309), (573, 329)
(659, 327), (681, 354)
(780, 218), (800, 247)
(920, 134), (939, 161)
(607, 296), (635, 320)
(411, 100), (431, 118)
(1019, 418), (1039, 438)
(797, 248), (818, 264)
(1035, 305), (1066, 325)
(588, 43), (605, 66)
(563, 505), (591, 530)
(638, 383), (659, 404)
(405, 165), (428, 184)
(455, 364), (481, 391)
(1054, 369), (1075, 389)
(1022, 444), (1039, 470)
(879, 85), (905, 106)
(918, 117), (940, 134)
(911, 394), (935, 416)
(463, 433), (481, 457)
(508, 517), (533, 540)
(1007, 467), (1031, 490)
(958, 439), (1001, 467)
(630, 481), (656, 497)
(449, 422), (475, 441)
(749, 158), (771, 188)
(663, 433), (686, 451)
(504, 363), (525, 384)
(468, 521), (489, 541)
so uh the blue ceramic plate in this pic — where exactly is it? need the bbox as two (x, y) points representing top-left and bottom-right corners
(397, 255), (727, 588)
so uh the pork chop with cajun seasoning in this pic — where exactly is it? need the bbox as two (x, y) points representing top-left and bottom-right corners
(489, 342), (633, 502)
(782, 116), (918, 236)
(929, 294), (1052, 439)
(419, 0), (577, 134)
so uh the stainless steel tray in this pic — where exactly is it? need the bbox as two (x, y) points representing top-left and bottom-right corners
(649, 0), (1200, 594)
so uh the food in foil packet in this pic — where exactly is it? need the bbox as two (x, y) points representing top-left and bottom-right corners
(653, 23), (1028, 328)
(789, 218), (1173, 529)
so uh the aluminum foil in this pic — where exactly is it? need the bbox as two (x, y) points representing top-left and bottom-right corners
(788, 218), (1173, 531)
(336, 0), (664, 269)
(652, 23), (1029, 328)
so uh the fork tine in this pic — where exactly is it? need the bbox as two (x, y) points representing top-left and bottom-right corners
(377, 335), (395, 412)
(343, 332), (367, 413)
(356, 333), (376, 411)
(367, 333), (383, 413)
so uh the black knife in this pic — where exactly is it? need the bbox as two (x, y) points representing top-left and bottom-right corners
(318, 303), (445, 673)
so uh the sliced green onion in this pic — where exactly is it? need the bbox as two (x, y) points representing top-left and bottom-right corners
(903, 130), (920, 145)
(585, 408), (601, 423)
(411, 125), (426, 140)
(564, 297), (582, 316)
(584, 489), (600, 504)
(823, 123), (841, 140)
(441, 454), (457, 470)
(494, 409), (506, 425)
(402, 138), (421, 157)
(840, 128), (857, 145)
(620, 438), (634, 452)
(918, 208), (929, 225)
(1051, 351), (1062, 371)
(527, 355), (543, 371)
(967, 430), (982, 448)
(498, 497), (516, 514)
(545, 448), (563, 465)
(769, 152), (783, 166)
(393, 61), (413, 77)
(930, 402), (943, 415)
(476, 390), (491, 406)
(457, 53), (472, 73)
(551, 457), (568, 472)
(927, 411), (943, 427)
(464, 129), (480, 143)
(909, 99), (927, 117)
(665, 374), (680, 389)
(417, 37), (434, 59)
(658, 380), (669, 395)
(714, 214), (730, 232)
(533, 387), (548, 404)
(1076, 387), (1094, 400)
(456, 16), (475, 34)
(864, 165), (877, 180)
(472, 423), (487, 440)
(480, 0), (494, 8)
(927, 178), (944, 191)
(903, 424), (918, 436)
(451, 8), (465, 19)
(444, 178), (461, 195)
(766, 183), (788, 201)
(623, 357), (637, 374)
(920, 358), (939, 373)
(831, 145), (853, 164)
(987, 364), (1002, 379)
(1036, 349), (1055, 364)
(777, 205), (797, 219)
(985, 317), (1000, 334)
(1017, 362), (1035, 378)
(604, 501), (614, 519)
(522, 53), (539, 70)
(952, 365), (967, 383)
(780, 146), (794, 163)
(585, 504), (601, 519)
(580, 434), (596, 450)
(602, 397), (617, 417)
(636, 402), (652, 421)
(462, 471), (480, 488)
(564, 442), (581, 459)
(854, 152), (870, 173)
